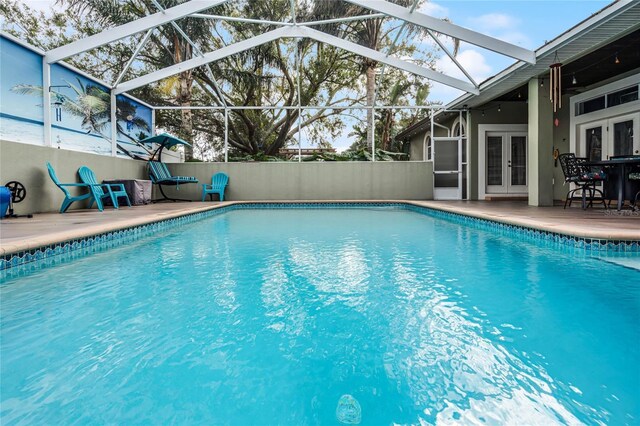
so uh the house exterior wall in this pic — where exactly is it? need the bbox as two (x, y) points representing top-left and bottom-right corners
(467, 101), (528, 200)
(406, 102), (527, 200)
(408, 133), (424, 161)
(552, 94), (572, 201)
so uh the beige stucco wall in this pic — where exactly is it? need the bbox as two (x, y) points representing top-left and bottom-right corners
(0, 140), (434, 214)
(0, 140), (147, 214)
(409, 133), (425, 161)
(163, 161), (434, 201)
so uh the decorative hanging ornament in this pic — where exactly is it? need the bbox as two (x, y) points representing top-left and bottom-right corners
(549, 52), (562, 113)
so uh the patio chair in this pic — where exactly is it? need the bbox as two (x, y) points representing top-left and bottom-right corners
(148, 161), (198, 202)
(629, 171), (640, 211)
(47, 162), (96, 213)
(558, 153), (607, 210)
(78, 166), (131, 210)
(201, 172), (229, 201)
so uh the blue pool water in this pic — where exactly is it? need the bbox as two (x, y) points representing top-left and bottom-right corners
(1, 207), (639, 425)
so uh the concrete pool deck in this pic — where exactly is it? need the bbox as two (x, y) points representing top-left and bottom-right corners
(1, 200), (639, 257)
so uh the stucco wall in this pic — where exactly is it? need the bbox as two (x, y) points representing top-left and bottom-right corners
(0, 140), (147, 214)
(0, 140), (434, 214)
(164, 161), (434, 201)
(409, 133), (424, 161)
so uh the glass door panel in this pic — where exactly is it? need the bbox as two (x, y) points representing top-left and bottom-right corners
(487, 136), (503, 185)
(586, 126), (603, 161)
(486, 135), (505, 193)
(508, 134), (527, 192)
(612, 120), (633, 156)
(582, 114), (639, 160)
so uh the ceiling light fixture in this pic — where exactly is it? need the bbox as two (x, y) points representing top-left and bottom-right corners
(572, 74), (577, 85)
(614, 53), (620, 64)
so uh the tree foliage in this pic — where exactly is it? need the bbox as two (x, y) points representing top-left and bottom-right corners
(1, 0), (445, 160)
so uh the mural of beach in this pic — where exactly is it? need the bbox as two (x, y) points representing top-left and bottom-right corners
(1, 35), (154, 159)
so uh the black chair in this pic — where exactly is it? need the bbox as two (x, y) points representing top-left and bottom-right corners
(629, 170), (640, 211)
(558, 153), (607, 210)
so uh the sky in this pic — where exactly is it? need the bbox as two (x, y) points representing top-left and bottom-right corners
(20, 0), (612, 103)
(421, 0), (611, 103)
(16, 0), (613, 150)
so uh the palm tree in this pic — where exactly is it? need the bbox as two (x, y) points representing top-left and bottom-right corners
(312, 0), (420, 149)
(12, 78), (152, 159)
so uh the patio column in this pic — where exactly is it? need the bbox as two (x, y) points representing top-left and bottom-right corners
(527, 78), (554, 206)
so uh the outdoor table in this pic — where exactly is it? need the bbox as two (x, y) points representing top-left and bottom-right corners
(583, 157), (640, 211)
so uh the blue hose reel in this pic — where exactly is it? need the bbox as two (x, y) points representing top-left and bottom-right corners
(1, 181), (31, 219)
(0, 186), (10, 218)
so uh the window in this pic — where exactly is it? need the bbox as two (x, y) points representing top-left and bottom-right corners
(577, 96), (605, 116)
(424, 135), (432, 161)
(576, 85), (639, 116)
(607, 86), (639, 108)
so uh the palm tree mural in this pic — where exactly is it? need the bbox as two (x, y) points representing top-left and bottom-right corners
(11, 77), (152, 159)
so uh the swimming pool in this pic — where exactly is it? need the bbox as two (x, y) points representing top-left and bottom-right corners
(1, 206), (638, 424)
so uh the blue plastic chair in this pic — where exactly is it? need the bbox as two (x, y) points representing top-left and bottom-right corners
(78, 166), (131, 210)
(201, 173), (229, 201)
(46, 162), (95, 213)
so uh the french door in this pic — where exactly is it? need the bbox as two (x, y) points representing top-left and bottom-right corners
(485, 132), (527, 194)
(581, 113), (639, 160)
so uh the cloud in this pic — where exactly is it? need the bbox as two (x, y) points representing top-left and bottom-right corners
(469, 13), (520, 31)
(428, 48), (493, 104)
(466, 13), (533, 48)
(436, 48), (493, 82)
(418, 2), (449, 19)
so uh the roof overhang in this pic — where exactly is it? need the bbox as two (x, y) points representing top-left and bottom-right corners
(446, 0), (640, 110)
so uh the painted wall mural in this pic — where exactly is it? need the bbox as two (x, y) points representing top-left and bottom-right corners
(0, 35), (154, 160)
(0, 37), (44, 146)
(116, 95), (154, 159)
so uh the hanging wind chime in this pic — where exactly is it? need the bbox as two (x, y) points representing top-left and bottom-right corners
(549, 52), (562, 112)
(49, 85), (69, 122)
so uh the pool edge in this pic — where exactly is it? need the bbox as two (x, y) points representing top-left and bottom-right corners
(2, 200), (639, 270)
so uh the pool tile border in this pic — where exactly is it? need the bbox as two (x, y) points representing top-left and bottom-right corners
(1, 202), (639, 272)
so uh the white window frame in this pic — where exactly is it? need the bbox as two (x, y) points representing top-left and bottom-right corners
(423, 132), (432, 161)
(570, 73), (640, 156)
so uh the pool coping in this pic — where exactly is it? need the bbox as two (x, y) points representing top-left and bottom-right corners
(1, 200), (639, 270)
